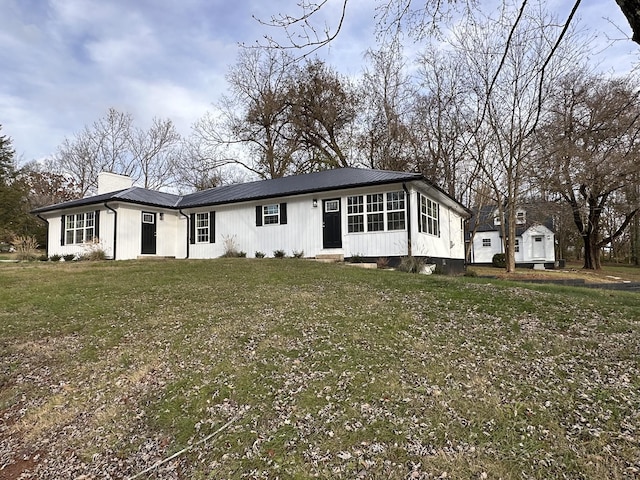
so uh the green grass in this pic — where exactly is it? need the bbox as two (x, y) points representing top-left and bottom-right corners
(1, 259), (639, 478)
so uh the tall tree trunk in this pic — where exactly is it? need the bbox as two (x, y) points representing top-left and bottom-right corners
(582, 233), (601, 270)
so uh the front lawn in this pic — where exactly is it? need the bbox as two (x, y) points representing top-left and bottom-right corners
(1, 259), (638, 479)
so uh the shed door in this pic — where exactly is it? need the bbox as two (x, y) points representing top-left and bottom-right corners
(322, 199), (342, 249)
(532, 235), (545, 258)
(141, 212), (157, 254)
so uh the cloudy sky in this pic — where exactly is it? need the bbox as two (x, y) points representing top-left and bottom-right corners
(1, 0), (638, 163)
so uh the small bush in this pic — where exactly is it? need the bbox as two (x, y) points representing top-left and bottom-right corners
(349, 253), (364, 263)
(273, 249), (286, 259)
(221, 235), (245, 258)
(49, 254), (62, 262)
(292, 250), (304, 259)
(376, 257), (390, 269)
(38, 254), (49, 262)
(63, 254), (76, 262)
(255, 251), (265, 258)
(80, 238), (108, 261)
(397, 255), (423, 273)
(12, 235), (39, 261)
(81, 249), (107, 261)
(492, 253), (506, 268)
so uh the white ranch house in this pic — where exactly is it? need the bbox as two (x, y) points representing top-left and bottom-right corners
(467, 205), (556, 268)
(33, 168), (471, 274)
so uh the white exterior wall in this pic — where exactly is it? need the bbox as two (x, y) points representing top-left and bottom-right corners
(43, 206), (115, 259)
(43, 181), (469, 262)
(186, 182), (467, 261)
(114, 205), (183, 260)
(521, 225), (555, 262)
(409, 184), (467, 261)
(470, 225), (555, 264)
(471, 231), (503, 263)
(188, 193), (328, 259)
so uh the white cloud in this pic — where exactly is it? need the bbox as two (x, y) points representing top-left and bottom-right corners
(1, 0), (638, 164)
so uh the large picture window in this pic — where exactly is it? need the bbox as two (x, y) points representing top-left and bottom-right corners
(64, 212), (95, 245)
(419, 195), (440, 236)
(346, 191), (406, 233)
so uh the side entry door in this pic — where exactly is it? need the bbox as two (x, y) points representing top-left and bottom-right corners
(141, 211), (157, 254)
(322, 199), (342, 249)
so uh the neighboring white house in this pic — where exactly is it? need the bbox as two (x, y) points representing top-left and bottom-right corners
(32, 168), (472, 274)
(467, 205), (556, 267)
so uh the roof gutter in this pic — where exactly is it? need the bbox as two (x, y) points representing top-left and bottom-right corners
(179, 209), (190, 259)
(104, 203), (117, 260)
(403, 183), (412, 257)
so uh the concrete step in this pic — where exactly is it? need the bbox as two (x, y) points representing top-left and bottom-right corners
(315, 253), (344, 262)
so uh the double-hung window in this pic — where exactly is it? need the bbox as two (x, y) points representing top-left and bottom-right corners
(190, 212), (215, 244)
(263, 204), (280, 225)
(386, 191), (405, 230)
(256, 203), (287, 226)
(196, 212), (209, 243)
(482, 238), (491, 247)
(64, 212), (95, 244)
(347, 195), (364, 233)
(366, 194), (384, 232)
(419, 195), (440, 236)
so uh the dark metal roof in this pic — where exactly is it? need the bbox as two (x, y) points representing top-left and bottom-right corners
(178, 167), (423, 208)
(31, 187), (182, 213)
(468, 204), (556, 237)
(33, 168), (468, 215)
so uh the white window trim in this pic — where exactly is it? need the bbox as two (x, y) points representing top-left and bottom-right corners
(347, 191), (406, 234)
(65, 212), (95, 245)
(263, 204), (280, 225)
(420, 196), (440, 236)
(195, 212), (209, 243)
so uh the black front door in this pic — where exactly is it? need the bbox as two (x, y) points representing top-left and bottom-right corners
(322, 199), (342, 248)
(141, 212), (157, 254)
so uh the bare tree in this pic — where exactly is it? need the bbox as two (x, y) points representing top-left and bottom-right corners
(535, 72), (640, 269)
(257, 1), (638, 54)
(54, 109), (183, 195)
(356, 40), (416, 171)
(288, 59), (359, 169)
(129, 117), (181, 190)
(192, 49), (299, 179)
(413, 45), (480, 203)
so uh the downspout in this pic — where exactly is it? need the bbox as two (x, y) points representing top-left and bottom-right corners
(179, 210), (190, 259)
(104, 203), (117, 260)
(403, 183), (412, 256)
(36, 215), (49, 257)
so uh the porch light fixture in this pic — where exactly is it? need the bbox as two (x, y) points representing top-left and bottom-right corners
(159, 212), (164, 220)
(313, 199), (318, 208)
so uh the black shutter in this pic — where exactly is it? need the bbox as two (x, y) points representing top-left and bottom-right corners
(417, 194), (422, 233)
(94, 210), (100, 239)
(437, 204), (441, 237)
(280, 203), (287, 225)
(60, 215), (66, 245)
(189, 213), (195, 244)
(255, 205), (262, 226)
(209, 211), (215, 243)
